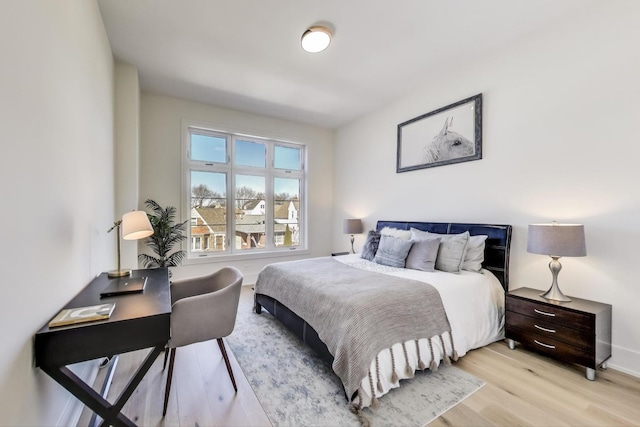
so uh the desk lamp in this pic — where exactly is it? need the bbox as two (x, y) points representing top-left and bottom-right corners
(527, 222), (586, 302)
(108, 211), (154, 278)
(343, 219), (363, 254)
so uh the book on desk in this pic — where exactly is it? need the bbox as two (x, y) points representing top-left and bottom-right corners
(48, 303), (116, 328)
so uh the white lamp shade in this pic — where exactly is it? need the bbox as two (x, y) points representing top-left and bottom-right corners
(301, 26), (332, 53)
(122, 211), (154, 240)
(527, 223), (586, 257)
(343, 218), (363, 235)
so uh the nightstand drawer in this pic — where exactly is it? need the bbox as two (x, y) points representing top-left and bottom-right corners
(507, 328), (594, 368)
(506, 311), (592, 350)
(506, 297), (593, 332)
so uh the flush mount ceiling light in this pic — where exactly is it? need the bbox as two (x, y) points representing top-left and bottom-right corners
(301, 26), (332, 53)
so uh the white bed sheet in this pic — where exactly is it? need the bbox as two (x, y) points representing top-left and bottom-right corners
(334, 254), (505, 407)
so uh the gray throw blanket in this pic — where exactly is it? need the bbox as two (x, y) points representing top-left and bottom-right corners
(255, 257), (454, 403)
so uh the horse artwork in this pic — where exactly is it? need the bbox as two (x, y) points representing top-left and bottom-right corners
(397, 94), (482, 172)
(423, 117), (474, 164)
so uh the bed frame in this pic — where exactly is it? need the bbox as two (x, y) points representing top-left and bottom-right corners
(254, 221), (512, 367)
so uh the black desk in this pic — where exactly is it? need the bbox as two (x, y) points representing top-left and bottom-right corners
(35, 268), (171, 427)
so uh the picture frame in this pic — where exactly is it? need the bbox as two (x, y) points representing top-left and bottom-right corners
(396, 93), (482, 172)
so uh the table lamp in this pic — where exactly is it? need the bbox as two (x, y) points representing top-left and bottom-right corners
(527, 222), (586, 302)
(343, 219), (363, 254)
(107, 210), (154, 278)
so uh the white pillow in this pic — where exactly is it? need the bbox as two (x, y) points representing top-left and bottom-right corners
(462, 235), (488, 272)
(380, 226), (411, 240)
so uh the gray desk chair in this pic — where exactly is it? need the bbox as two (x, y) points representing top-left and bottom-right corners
(162, 266), (243, 416)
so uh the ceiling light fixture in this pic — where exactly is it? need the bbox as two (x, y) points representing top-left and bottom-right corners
(301, 26), (332, 53)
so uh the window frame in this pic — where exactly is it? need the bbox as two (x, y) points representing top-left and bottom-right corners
(182, 121), (307, 262)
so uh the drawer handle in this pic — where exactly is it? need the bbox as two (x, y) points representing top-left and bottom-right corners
(534, 339), (556, 349)
(534, 308), (556, 317)
(534, 324), (556, 333)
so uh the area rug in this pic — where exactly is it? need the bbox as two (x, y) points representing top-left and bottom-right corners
(226, 295), (484, 427)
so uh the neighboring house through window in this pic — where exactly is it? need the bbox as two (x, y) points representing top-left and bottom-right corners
(183, 122), (306, 259)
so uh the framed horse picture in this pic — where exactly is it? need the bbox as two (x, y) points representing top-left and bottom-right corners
(396, 94), (482, 172)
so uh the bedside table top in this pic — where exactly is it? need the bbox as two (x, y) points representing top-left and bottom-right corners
(508, 287), (611, 314)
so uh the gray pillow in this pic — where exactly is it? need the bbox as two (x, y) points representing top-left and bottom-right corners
(462, 235), (488, 272)
(411, 228), (486, 273)
(405, 237), (441, 272)
(435, 231), (470, 273)
(360, 230), (381, 261)
(373, 235), (413, 268)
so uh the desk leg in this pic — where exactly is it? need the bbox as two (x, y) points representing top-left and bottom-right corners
(42, 345), (165, 427)
(43, 364), (136, 427)
(89, 356), (120, 427)
(108, 345), (164, 417)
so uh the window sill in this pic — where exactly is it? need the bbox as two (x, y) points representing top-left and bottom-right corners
(182, 248), (311, 265)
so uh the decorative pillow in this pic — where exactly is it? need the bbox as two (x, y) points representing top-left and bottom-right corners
(462, 235), (488, 272)
(380, 226), (411, 240)
(435, 232), (469, 273)
(405, 237), (441, 272)
(411, 229), (470, 273)
(373, 235), (413, 268)
(410, 227), (438, 241)
(360, 230), (381, 261)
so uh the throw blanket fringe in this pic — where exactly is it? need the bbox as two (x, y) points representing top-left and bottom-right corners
(351, 331), (458, 426)
(375, 356), (383, 392)
(389, 348), (398, 383)
(349, 390), (371, 427)
(416, 339), (426, 371)
(440, 334), (451, 365)
(402, 343), (413, 378)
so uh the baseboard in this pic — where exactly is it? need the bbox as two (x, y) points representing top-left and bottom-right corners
(608, 344), (640, 378)
(56, 359), (100, 427)
(242, 273), (258, 286)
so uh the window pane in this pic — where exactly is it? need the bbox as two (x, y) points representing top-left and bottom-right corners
(190, 171), (226, 252)
(235, 140), (266, 168)
(191, 133), (226, 163)
(274, 177), (300, 247)
(274, 145), (301, 170)
(235, 175), (265, 250)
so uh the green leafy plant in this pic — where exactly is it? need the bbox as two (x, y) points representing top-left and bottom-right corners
(138, 199), (188, 274)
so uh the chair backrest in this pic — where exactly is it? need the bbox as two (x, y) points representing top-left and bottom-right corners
(168, 266), (243, 348)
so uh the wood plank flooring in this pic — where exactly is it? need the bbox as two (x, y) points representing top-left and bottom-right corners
(78, 287), (640, 426)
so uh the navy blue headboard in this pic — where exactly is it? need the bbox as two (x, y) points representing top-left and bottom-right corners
(376, 221), (512, 291)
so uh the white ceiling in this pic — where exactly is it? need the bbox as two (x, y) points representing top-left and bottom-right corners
(98, 0), (589, 129)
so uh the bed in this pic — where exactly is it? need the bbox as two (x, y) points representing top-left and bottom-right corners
(254, 220), (512, 417)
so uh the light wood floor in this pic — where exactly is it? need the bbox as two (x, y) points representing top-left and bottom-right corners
(79, 287), (640, 426)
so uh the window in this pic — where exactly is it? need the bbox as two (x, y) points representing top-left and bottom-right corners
(183, 125), (306, 259)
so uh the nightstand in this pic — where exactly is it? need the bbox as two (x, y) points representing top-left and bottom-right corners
(505, 287), (612, 380)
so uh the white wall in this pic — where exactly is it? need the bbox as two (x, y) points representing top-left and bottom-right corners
(114, 62), (142, 268)
(139, 94), (335, 283)
(334, 1), (640, 376)
(0, 1), (115, 425)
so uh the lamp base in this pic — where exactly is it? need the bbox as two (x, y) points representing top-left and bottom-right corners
(108, 268), (132, 278)
(540, 287), (571, 302)
(540, 256), (571, 302)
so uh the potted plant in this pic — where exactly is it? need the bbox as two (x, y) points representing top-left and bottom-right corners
(138, 199), (188, 276)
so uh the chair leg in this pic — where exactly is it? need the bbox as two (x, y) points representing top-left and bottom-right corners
(217, 338), (237, 392)
(163, 345), (169, 371)
(163, 348), (176, 416)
